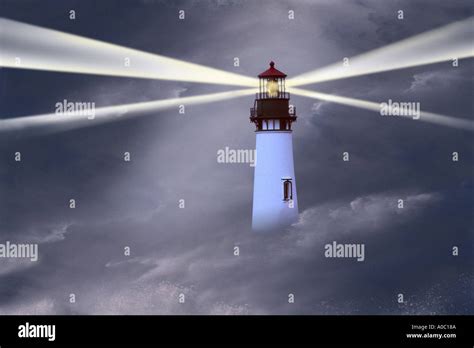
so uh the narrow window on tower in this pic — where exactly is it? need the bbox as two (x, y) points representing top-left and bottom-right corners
(282, 179), (293, 201)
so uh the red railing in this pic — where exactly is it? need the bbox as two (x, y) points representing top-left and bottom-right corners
(249, 106), (296, 118)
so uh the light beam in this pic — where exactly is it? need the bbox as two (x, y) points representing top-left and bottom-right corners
(287, 17), (474, 87)
(0, 88), (257, 136)
(289, 87), (474, 131)
(0, 18), (256, 87)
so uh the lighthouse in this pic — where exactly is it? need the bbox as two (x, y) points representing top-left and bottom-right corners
(250, 61), (298, 232)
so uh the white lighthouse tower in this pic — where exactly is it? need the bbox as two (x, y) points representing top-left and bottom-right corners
(250, 61), (298, 232)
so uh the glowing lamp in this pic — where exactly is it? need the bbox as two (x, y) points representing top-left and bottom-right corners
(267, 79), (279, 97)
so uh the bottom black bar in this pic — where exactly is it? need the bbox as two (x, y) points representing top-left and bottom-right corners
(0, 315), (472, 346)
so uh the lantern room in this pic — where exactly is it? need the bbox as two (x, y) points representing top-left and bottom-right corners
(257, 61), (288, 99)
(250, 61), (296, 131)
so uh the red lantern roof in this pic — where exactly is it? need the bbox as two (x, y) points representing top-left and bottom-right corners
(258, 61), (287, 78)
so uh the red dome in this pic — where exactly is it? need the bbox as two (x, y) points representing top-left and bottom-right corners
(258, 61), (287, 78)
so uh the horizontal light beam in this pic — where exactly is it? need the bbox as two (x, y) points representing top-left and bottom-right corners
(0, 18), (256, 87)
(287, 17), (474, 87)
(0, 88), (257, 136)
(290, 87), (474, 131)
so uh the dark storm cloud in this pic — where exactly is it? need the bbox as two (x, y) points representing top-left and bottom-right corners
(0, 0), (472, 314)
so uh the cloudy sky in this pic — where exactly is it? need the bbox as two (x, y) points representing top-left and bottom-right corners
(0, 0), (472, 314)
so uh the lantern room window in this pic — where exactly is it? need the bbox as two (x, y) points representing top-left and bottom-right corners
(266, 78), (279, 97)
